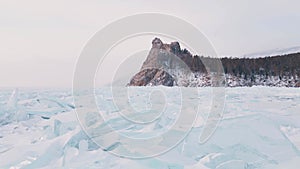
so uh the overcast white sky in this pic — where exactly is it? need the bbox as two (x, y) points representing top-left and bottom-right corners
(1, 0), (300, 87)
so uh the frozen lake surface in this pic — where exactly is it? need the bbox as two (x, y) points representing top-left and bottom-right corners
(0, 87), (300, 169)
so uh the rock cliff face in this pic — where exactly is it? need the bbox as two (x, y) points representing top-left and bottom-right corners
(128, 38), (177, 86)
(128, 69), (175, 86)
(129, 38), (300, 87)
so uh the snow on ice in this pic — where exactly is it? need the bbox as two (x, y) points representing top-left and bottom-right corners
(0, 87), (300, 169)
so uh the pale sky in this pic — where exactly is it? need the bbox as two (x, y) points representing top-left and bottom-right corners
(1, 0), (300, 87)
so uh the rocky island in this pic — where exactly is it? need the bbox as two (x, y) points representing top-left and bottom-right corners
(129, 38), (300, 87)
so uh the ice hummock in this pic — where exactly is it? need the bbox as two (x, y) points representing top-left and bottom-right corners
(0, 87), (299, 169)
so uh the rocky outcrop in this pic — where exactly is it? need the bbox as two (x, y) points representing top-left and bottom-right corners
(129, 69), (174, 86)
(128, 38), (300, 87)
(128, 38), (178, 86)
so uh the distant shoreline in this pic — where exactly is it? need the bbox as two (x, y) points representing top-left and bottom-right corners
(129, 38), (300, 87)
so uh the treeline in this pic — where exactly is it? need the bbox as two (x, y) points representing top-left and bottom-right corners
(171, 44), (300, 80)
(220, 54), (300, 79)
